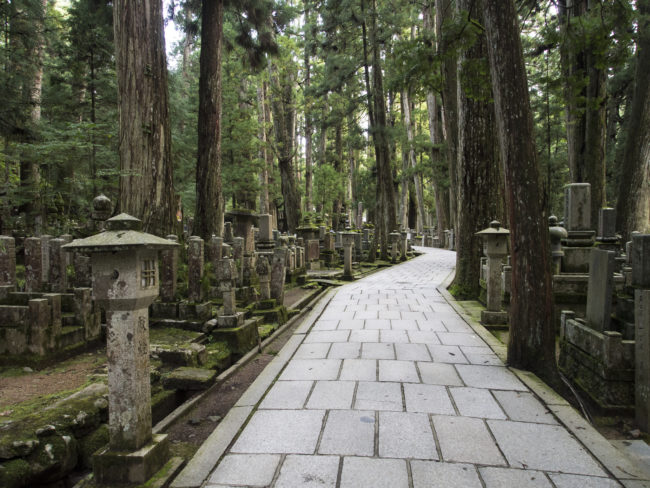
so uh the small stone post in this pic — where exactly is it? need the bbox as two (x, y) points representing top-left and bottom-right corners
(585, 248), (615, 332)
(341, 232), (355, 279)
(218, 258), (237, 317)
(0, 236), (16, 287)
(549, 216), (567, 275)
(188, 236), (204, 303)
(24, 237), (42, 292)
(256, 255), (272, 301)
(400, 230), (408, 261)
(160, 235), (179, 302)
(63, 214), (177, 486)
(271, 247), (287, 304)
(633, 235), (650, 431)
(389, 231), (401, 263)
(40, 234), (52, 283)
(476, 221), (510, 325)
(49, 238), (67, 293)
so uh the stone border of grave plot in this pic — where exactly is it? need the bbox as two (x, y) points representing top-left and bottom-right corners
(437, 269), (650, 485)
(169, 288), (335, 488)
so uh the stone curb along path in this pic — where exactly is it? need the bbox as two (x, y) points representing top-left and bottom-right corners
(171, 248), (650, 488)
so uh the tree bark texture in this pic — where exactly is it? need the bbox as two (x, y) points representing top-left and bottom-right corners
(559, 0), (607, 230)
(257, 83), (269, 214)
(616, 0), (650, 237)
(454, 2), (504, 299)
(270, 61), (301, 233)
(193, 0), (224, 240)
(402, 89), (426, 234)
(114, 0), (175, 235)
(436, 0), (459, 233)
(483, 0), (558, 383)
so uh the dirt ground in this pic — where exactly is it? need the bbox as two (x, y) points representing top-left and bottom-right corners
(0, 351), (106, 410)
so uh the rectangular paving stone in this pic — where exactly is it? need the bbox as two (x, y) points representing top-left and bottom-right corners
(304, 330), (350, 343)
(338, 319), (365, 330)
(280, 359), (342, 381)
(487, 419), (607, 475)
(479, 467), (552, 488)
(275, 455), (340, 488)
(208, 454), (280, 487)
(295, 343), (331, 359)
(456, 364), (527, 391)
(391, 319), (419, 330)
(381, 330), (410, 343)
(411, 461), (482, 488)
(345, 304), (366, 312)
(404, 383), (455, 415)
(362, 343), (395, 359)
(364, 319), (392, 329)
(433, 415), (506, 466)
(418, 362), (464, 386)
(438, 332), (486, 347)
(416, 319), (447, 332)
(319, 410), (376, 456)
(340, 457), (408, 488)
(355, 381), (403, 411)
(259, 380), (313, 409)
(355, 310), (379, 319)
(441, 316), (475, 333)
(492, 390), (557, 424)
(428, 345), (468, 364)
(231, 410), (325, 454)
(366, 304), (389, 311)
(379, 359), (420, 382)
(408, 330), (442, 344)
(321, 310), (355, 321)
(313, 320), (339, 330)
(465, 353), (502, 366)
(350, 329), (379, 343)
(379, 411), (438, 459)
(450, 387), (507, 419)
(395, 343), (431, 361)
(401, 311), (427, 321)
(307, 381), (356, 409)
(549, 473), (623, 488)
(340, 359), (377, 381)
(328, 342), (361, 359)
(380, 310), (402, 319)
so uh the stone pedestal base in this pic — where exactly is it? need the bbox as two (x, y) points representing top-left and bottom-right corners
(93, 434), (169, 486)
(562, 247), (592, 273)
(307, 261), (321, 270)
(481, 310), (508, 325)
(217, 311), (245, 328)
(212, 317), (262, 356)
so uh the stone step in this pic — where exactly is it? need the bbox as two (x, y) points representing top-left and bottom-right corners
(162, 367), (218, 391)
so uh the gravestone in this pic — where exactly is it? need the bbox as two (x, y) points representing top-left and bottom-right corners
(188, 236), (204, 303)
(24, 237), (42, 292)
(0, 236), (16, 287)
(562, 183), (595, 272)
(585, 248), (615, 332)
(160, 235), (179, 302)
(49, 238), (67, 293)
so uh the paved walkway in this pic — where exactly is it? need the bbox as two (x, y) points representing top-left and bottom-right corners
(190, 248), (648, 488)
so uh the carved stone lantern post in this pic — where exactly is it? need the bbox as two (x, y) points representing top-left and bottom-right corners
(476, 220), (510, 325)
(341, 231), (356, 280)
(63, 214), (178, 486)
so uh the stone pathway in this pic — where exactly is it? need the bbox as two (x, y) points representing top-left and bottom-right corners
(198, 248), (647, 488)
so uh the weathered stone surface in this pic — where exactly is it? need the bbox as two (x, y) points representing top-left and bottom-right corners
(632, 234), (650, 288)
(93, 434), (169, 485)
(187, 236), (204, 303)
(160, 235), (179, 302)
(49, 238), (67, 293)
(72, 253), (92, 288)
(597, 208), (617, 241)
(152, 343), (207, 367)
(564, 183), (592, 232)
(163, 367), (217, 390)
(212, 317), (260, 355)
(636, 289), (650, 431)
(24, 237), (42, 292)
(0, 236), (16, 287)
(586, 249), (615, 332)
(271, 247), (287, 304)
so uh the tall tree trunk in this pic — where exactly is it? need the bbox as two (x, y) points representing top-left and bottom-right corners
(193, 0), (224, 240)
(114, 0), (175, 235)
(304, 0), (313, 214)
(258, 83), (269, 214)
(436, 0), (459, 233)
(616, 0), (650, 238)
(483, 0), (558, 384)
(402, 88), (426, 234)
(270, 61), (301, 232)
(453, 2), (503, 299)
(559, 0), (607, 230)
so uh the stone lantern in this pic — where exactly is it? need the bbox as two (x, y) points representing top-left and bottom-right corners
(549, 215), (567, 275)
(476, 220), (510, 325)
(341, 231), (356, 279)
(389, 231), (401, 263)
(63, 214), (178, 486)
(400, 230), (408, 261)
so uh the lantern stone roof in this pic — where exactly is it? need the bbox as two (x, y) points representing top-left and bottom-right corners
(476, 220), (510, 236)
(62, 213), (179, 253)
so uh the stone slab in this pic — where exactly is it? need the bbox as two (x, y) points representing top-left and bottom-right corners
(404, 383), (455, 415)
(340, 359), (377, 381)
(378, 360), (419, 382)
(479, 467), (552, 488)
(339, 457), (408, 488)
(304, 330), (350, 343)
(586, 249), (615, 332)
(350, 329), (380, 342)
(411, 461), (482, 488)
(319, 410), (375, 456)
(355, 381), (403, 411)
(279, 359), (342, 381)
(487, 419), (606, 476)
(231, 409), (325, 454)
(438, 332), (485, 347)
(274, 455), (340, 488)
(549, 473), (623, 488)
(417, 362), (463, 386)
(428, 345), (468, 364)
(362, 343), (395, 359)
(259, 380), (313, 410)
(395, 343), (431, 361)
(492, 390), (557, 424)
(380, 330), (410, 343)
(207, 454), (280, 487)
(294, 342), (331, 359)
(450, 387), (506, 419)
(433, 415), (506, 466)
(307, 380), (355, 409)
(328, 342), (361, 359)
(378, 411), (437, 459)
(456, 364), (527, 391)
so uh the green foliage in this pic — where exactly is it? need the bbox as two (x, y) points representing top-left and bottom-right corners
(313, 164), (346, 215)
